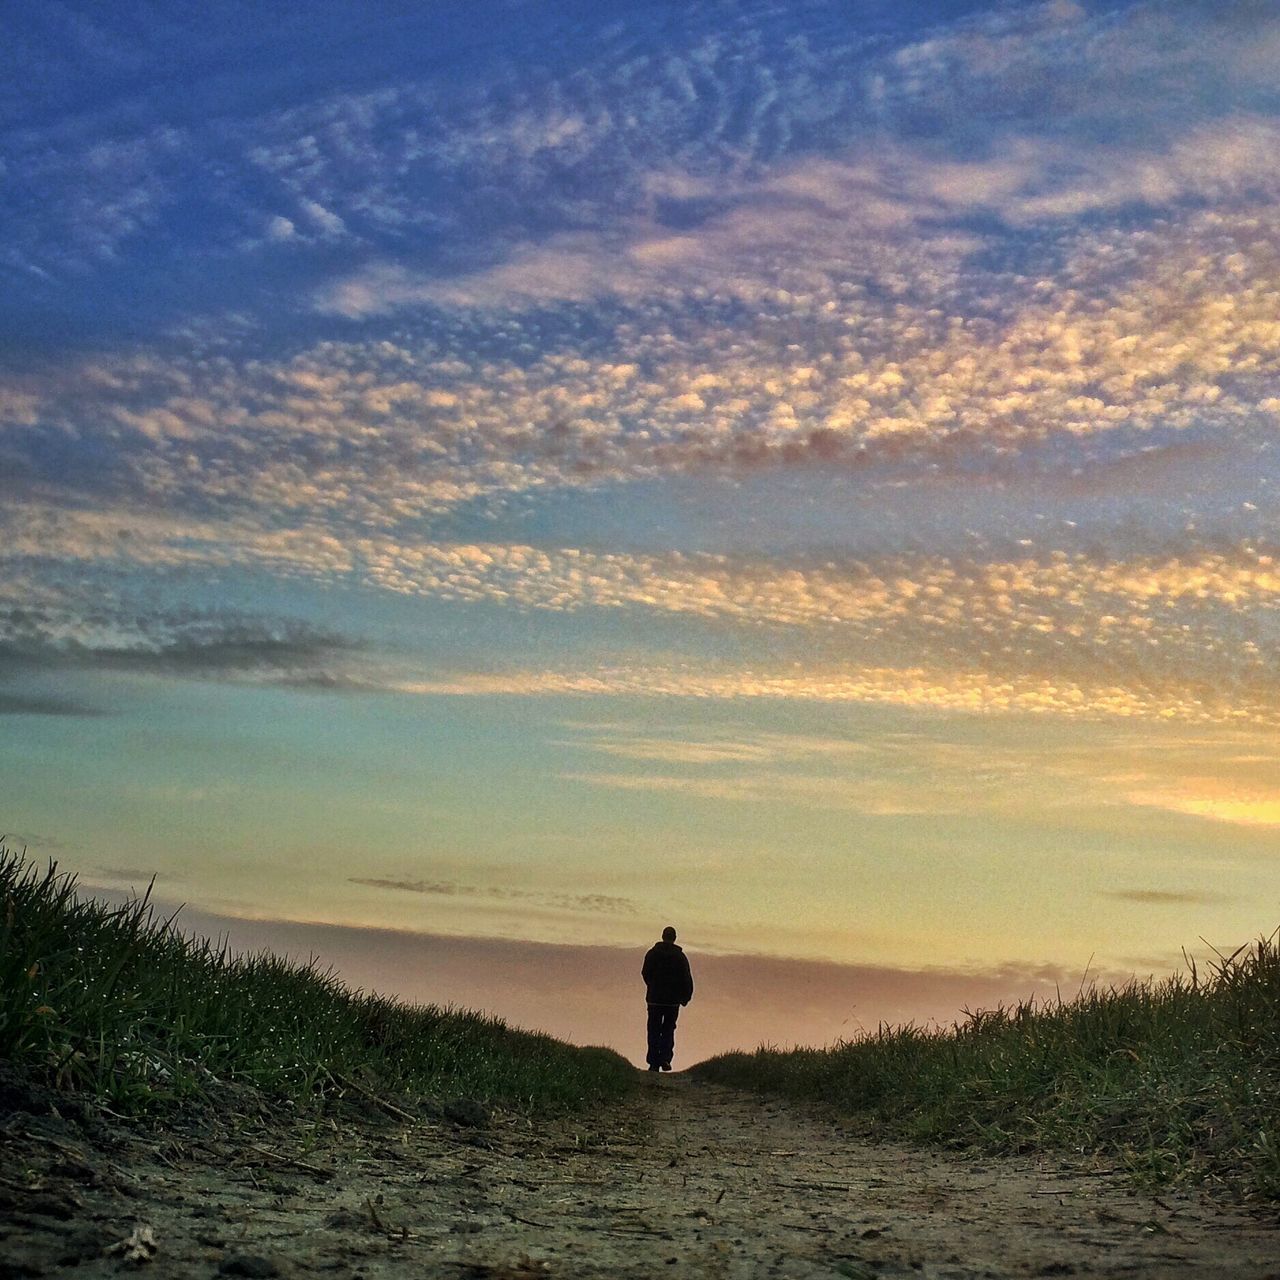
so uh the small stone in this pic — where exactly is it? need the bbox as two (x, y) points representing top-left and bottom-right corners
(104, 1223), (159, 1267)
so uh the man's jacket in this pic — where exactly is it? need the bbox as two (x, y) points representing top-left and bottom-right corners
(642, 941), (694, 1006)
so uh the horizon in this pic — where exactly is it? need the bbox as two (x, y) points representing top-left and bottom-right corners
(27, 856), (1266, 1068)
(4, 0), (1280, 1065)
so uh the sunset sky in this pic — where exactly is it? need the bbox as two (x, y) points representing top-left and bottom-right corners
(4, 0), (1279, 1065)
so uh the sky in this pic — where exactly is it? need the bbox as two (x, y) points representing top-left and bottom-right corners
(3, 0), (1280, 1066)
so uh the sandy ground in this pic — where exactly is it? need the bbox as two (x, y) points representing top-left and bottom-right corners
(2, 1072), (1277, 1279)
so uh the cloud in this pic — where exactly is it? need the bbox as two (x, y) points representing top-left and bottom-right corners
(96, 865), (160, 883)
(351, 876), (505, 897)
(19, 15), (1278, 554)
(0, 831), (65, 852)
(12, 190), (1280, 549)
(9, 0), (1280, 314)
(316, 108), (1280, 318)
(1125, 785), (1280, 827)
(561, 769), (949, 816)
(8, 503), (1280, 723)
(298, 198), (346, 238)
(312, 169), (977, 316)
(1104, 889), (1230, 906)
(348, 877), (637, 915)
(878, 1), (1280, 144)
(0, 691), (105, 716)
(3, 126), (186, 273)
(559, 729), (869, 766)
(555, 726), (1280, 829)
(350, 537), (1280, 629)
(553, 724), (992, 816)
(0, 603), (361, 689)
(392, 663), (1254, 724)
(340, 539), (1280, 723)
(91, 629), (350, 677)
(6, 0), (1280, 740)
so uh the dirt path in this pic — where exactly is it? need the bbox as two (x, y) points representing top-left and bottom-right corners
(3, 1073), (1277, 1279)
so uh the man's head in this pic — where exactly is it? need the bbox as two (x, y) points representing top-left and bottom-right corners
(662, 925), (677, 942)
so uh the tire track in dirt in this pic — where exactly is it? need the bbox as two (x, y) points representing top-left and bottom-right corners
(2, 1073), (1276, 1278)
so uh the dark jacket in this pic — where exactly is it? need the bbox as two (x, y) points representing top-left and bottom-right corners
(642, 940), (693, 1006)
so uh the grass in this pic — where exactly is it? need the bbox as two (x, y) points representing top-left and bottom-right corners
(0, 845), (634, 1115)
(694, 934), (1280, 1200)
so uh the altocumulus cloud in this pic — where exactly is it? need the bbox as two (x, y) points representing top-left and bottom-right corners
(4, 0), (1280, 733)
(11, 205), (1280, 526)
(8, 524), (1280, 722)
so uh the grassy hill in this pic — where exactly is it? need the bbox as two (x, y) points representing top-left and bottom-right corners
(0, 846), (634, 1116)
(695, 933), (1280, 1200)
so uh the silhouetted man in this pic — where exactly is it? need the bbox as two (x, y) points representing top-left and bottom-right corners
(642, 925), (693, 1071)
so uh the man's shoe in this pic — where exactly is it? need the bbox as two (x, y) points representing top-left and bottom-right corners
(647, 1065), (660, 1072)
(660, 1063), (672, 1071)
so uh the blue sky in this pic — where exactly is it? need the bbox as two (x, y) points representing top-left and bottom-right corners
(4, 0), (1280, 1059)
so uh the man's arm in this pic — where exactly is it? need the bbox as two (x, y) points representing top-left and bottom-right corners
(681, 953), (694, 1004)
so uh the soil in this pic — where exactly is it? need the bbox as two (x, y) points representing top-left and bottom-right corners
(2, 1072), (1277, 1279)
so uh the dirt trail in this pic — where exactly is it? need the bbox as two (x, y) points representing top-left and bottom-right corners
(3, 1072), (1277, 1279)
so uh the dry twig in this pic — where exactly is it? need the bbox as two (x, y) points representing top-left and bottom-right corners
(246, 1142), (335, 1181)
(331, 1071), (417, 1124)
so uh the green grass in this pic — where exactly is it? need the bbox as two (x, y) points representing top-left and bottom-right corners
(695, 935), (1280, 1200)
(0, 846), (634, 1115)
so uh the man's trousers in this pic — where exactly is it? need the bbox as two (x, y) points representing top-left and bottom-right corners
(646, 1002), (680, 1068)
